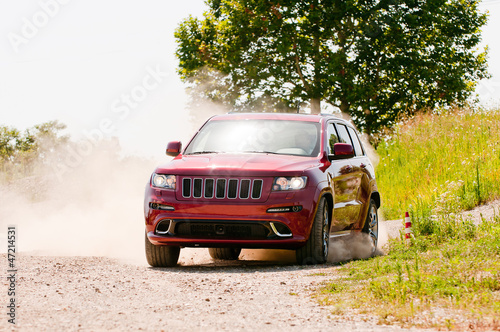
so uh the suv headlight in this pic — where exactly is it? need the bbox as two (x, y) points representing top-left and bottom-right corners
(272, 176), (307, 191)
(152, 174), (176, 189)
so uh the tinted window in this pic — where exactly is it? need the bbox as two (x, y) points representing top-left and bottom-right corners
(335, 124), (352, 145)
(327, 123), (339, 155)
(347, 127), (364, 157)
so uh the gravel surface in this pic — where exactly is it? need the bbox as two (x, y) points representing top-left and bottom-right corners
(462, 198), (500, 224)
(1, 247), (428, 332)
(3, 201), (499, 332)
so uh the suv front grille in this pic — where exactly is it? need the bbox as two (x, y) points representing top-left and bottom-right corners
(181, 177), (263, 200)
(175, 221), (269, 239)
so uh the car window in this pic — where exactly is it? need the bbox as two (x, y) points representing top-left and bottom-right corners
(184, 120), (321, 157)
(347, 127), (364, 157)
(327, 123), (339, 154)
(335, 124), (352, 145)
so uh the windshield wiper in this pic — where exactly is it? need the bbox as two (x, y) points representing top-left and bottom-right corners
(187, 151), (219, 155)
(242, 150), (281, 155)
(188, 150), (282, 155)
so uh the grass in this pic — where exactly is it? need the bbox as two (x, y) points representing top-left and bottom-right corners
(319, 107), (500, 330)
(320, 215), (500, 329)
(375, 107), (500, 220)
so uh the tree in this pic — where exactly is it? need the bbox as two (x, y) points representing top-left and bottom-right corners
(0, 127), (33, 162)
(0, 121), (68, 179)
(175, 0), (489, 133)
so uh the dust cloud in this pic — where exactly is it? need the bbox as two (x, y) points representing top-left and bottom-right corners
(187, 100), (227, 133)
(328, 233), (385, 264)
(377, 218), (390, 249)
(360, 133), (380, 167)
(176, 248), (297, 265)
(185, 233), (386, 266)
(0, 139), (158, 265)
(240, 249), (296, 263)
(0, 99), (224, 266)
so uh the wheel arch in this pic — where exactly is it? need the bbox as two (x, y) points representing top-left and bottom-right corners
(371, 191), (381, 209)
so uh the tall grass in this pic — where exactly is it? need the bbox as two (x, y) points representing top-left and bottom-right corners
(376, 107), (500, 221)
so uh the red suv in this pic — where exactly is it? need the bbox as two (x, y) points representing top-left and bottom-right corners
(144, 113), (380, 266)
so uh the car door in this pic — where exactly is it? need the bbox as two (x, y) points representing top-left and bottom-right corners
(325, 122), (360, 232)
(346, 126), (375, 230)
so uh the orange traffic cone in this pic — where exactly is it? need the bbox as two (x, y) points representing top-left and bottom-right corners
(405, 212), (412, 245)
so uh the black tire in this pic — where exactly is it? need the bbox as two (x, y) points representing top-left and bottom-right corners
(208, 247), (241, 260)
(362, 199), (378, 255)
(145, 233), (180, 267)
(296, 197), (330, 265)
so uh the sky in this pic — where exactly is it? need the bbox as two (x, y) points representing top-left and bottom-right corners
(1, 0), (499, 157)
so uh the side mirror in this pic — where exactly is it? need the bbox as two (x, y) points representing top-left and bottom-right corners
(328, 143), (354, 160)
(166, 141), (182, 157)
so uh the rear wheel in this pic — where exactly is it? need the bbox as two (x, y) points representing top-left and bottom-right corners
(296, 197), (330, 265)
(208, 247), (242, 260)
(362, 199), (378, 255)
(145, 233), (180, 267)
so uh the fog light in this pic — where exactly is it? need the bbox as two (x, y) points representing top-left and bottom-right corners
(149, 202), (175, 211)
(266, 206), (302, 213)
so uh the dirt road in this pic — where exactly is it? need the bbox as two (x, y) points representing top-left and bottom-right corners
(2, 250), (420, 332)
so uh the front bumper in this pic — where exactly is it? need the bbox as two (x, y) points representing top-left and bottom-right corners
(144, 186), (318, 249)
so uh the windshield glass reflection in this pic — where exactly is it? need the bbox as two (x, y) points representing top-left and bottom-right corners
(184, 120), (320, 157)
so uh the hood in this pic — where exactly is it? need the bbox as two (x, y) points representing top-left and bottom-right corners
(155, 153), (319, 176)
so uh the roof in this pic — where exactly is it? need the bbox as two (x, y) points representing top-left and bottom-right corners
(210, 112), (348, 124)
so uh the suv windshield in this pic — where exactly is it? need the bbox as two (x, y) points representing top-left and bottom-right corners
(184, 119), (321, 157)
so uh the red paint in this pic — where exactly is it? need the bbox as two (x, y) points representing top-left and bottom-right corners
(166, 141), (182, 157)
(405, 212), (412, 240)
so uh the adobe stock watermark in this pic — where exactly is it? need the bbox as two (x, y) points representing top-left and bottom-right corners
(7, 0), (72, 53)
(51, 64), (169, 181)
(476, 79), (500, 103)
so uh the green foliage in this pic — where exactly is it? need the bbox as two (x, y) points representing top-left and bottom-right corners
(321, 215), (500, 328)
(175, 0), (489, 133)
(0, 126), (33, 161)
(0, 121), (68, 182)
(376, 107), (500, 221)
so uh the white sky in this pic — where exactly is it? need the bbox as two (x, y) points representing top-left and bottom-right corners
(1, 0), (499, 157)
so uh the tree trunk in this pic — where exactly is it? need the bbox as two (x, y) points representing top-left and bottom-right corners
(340, 99), (349, 114)
(310, 98), (321, 114)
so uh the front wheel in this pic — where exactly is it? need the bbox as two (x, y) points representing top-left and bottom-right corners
(362, 199), (378, 255)
(145, 233), (180, 267)
(296, 197), (330, 265)
(208, 247), (241, 260)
